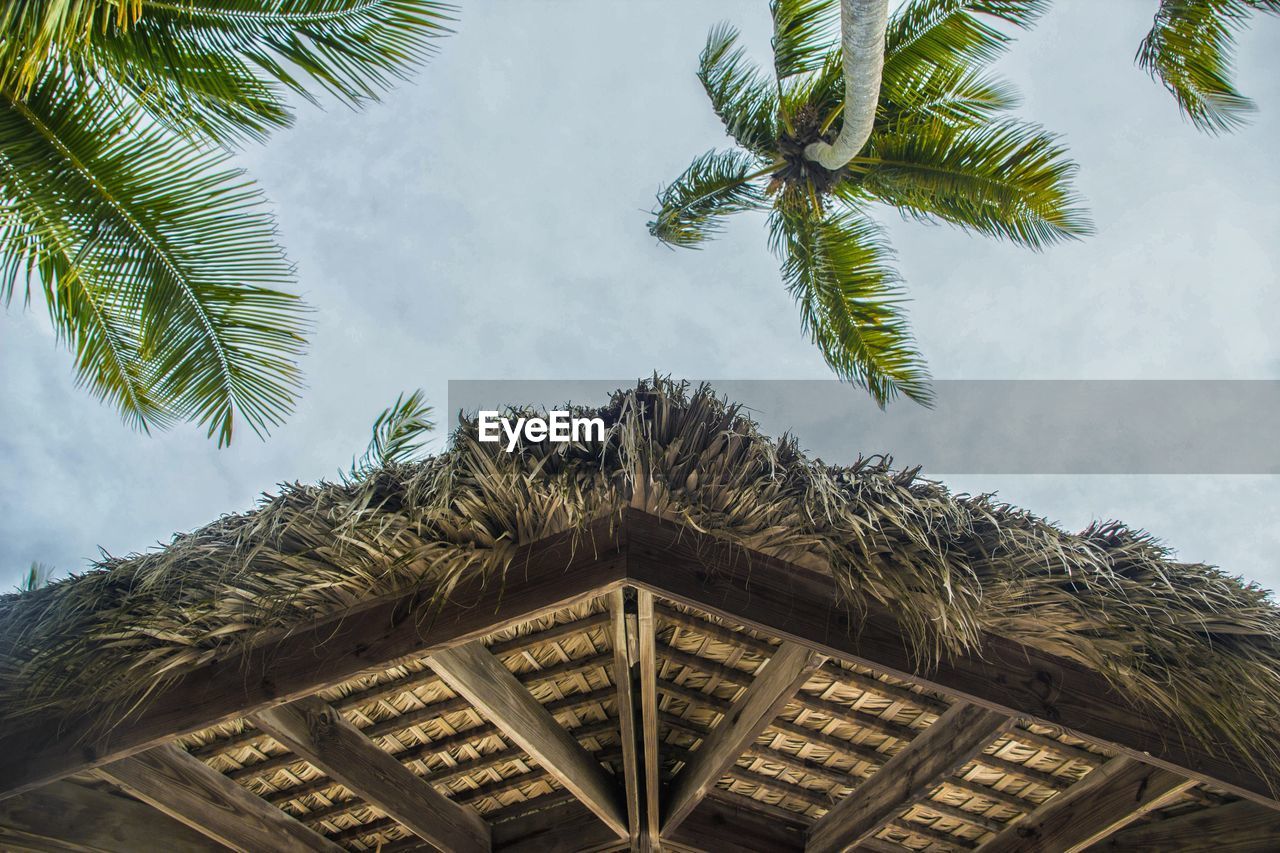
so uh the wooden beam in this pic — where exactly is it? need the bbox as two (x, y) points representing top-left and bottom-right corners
(978, 757), (1195, 853)
(609, 589), (643, 848)
(97, 744), (340, 853)
(251, 695), (489, 853)
(665, 795), (807, 853)
(427, 640), (629, 839)
(637, 589), (662, 849)
(1088, 799), (1280, 852)
(623, 509), (1279, 809)
(660, 641), (825, 835)
(0, 519), (626, 801)
(492, 797), (626, 853)
(0, 779), (223, 853)
(806, 702), (1011, 853)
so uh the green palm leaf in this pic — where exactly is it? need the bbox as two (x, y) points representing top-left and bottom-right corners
(0, 0), (140, 93)
(0, 154), (169, 430)
(354, 388), (434, 472)
(699, 23), (779, 157)
(851, 118), (1092, 248)
(771, 0), (840, 80)
(87, 21), (293, 145)
(649, 150), (769, 248)
(1137, 0), (1280, 133)
(879, 63), (1019, 129)
(884, 0), (1047, 83)
(0, 72), (307, 445)
(770, 208), (930, 406)
(135, 0), (454, 111)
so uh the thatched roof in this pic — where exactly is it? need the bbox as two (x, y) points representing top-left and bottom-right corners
(2, 377), (1278, 786)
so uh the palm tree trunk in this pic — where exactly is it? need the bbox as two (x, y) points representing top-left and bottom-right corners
(804, 0), (890, 170)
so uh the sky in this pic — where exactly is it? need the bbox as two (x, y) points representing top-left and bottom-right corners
(1, 1), (1278, 593)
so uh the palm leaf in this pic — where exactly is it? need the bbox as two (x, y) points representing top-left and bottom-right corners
(354, 388), (434, 472)
(769, 208), (930, 406)
(0, 71), (308, 445)
(650, 150), (769, 248)
(17, 562), (55, 593)
(884, 0), (1048, 84)
(0, 0), (141, 93)
(879, 63), (1019, 129)
(86, 21), (292, 145)
(699, 23), (779, 157)
(771, 0), (840, 80)
(133, 0), (454, 111)
(851, 118), (1092, 249)
(1137, 0), (1279, 133)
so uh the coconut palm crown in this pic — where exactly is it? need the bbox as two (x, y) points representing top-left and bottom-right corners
(0, 1), (451, 445)
(649, 0), (1091, 405)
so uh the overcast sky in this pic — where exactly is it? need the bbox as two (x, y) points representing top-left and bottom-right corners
(1, 1), (1277, 593)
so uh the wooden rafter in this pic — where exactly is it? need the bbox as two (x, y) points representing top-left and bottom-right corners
(0, 780), (223, 853)
(978, 756), (1195, 853)
(427, 640), (629, 839)
(251, 695), (490, 853)
(806, 702), (1011, 853)
(1090, 799), (1280, 852)
(665, 793), (807, 853)
(491, 797), (625, 853)
(96, 744), (341, 853)
(609, 589), (643, 848)
(660, 641), (826, 835)
(637, 589), (662, 849)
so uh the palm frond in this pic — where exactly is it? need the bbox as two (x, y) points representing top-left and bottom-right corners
(769, 208), (930, 406)
(884, 0), (1048, 85)
(650, 150), (769, 248)
(354, 389), (434, 472)
(880, 63), (1019, 129)
(87, 22), (292, 145)
(17, 562), (55, 593)
(1137, 0), (1279, 133)
(0, 0), (141, 93)
(851, 118), (1092, 249)
(771, 0), (840, 80)
(134, 0), (455, 112)
(699, 23), (779, 157)
(0, 71), (308, 445)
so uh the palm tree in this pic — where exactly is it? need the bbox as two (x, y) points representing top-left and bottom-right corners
(0, 1), (450, 445)
(1137, 0), (1279, 133)
(649, 0), (1090, 405)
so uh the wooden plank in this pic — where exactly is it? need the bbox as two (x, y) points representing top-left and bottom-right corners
(0, 518), (626, 800)
(806, 702), (1011, 853)
(623, 509), (1280, 809)
(665, 795), (807, 853)
(661, 641), (825, 835)
(0, 779), (224, 853)
(492, 797), (625, 853)
(97, 744), (340, 853)
(609, 589), (642, 847)
(637, 589), (661, 849)
(427, 640), (628, 838)
(1088, 799), (1280, 852)
(250, 696), (489, 853)
(979, 757), (1195, 853)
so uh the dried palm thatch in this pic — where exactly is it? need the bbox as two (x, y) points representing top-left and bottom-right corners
(1, 378), (1277, 787)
